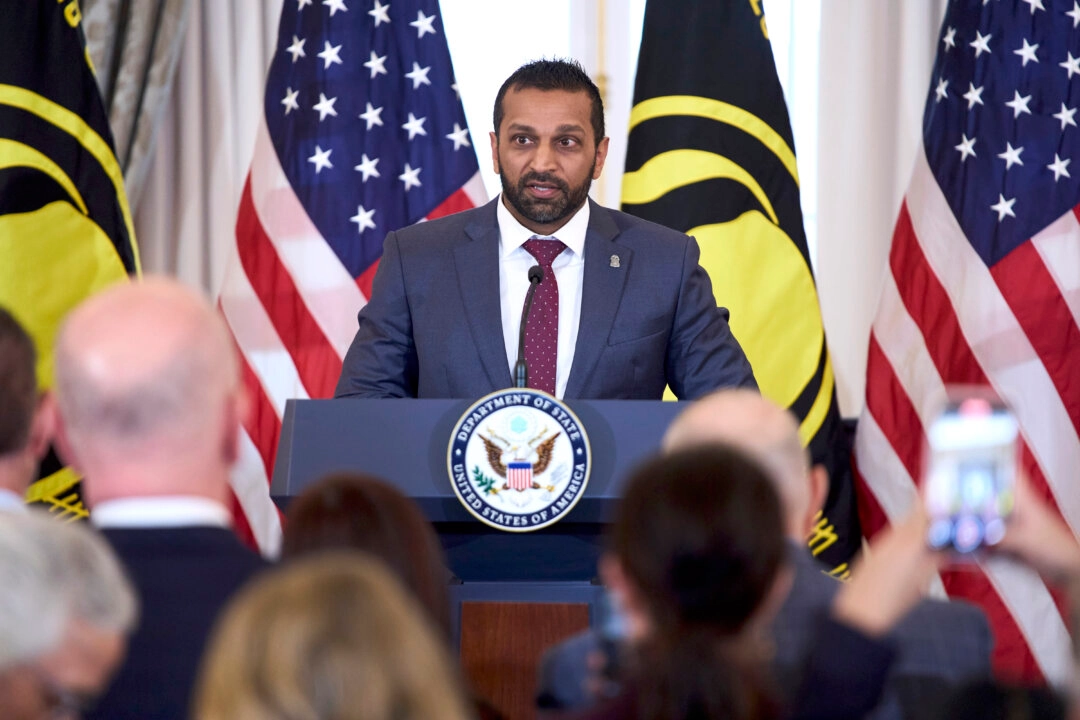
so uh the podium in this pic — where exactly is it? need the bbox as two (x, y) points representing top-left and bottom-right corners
(271, 398), (682, 718)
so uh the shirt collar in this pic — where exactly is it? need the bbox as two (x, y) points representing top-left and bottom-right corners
(91, 496), (232, 529)
(496, 194), (590, 259)
(0, 489), (28, 513)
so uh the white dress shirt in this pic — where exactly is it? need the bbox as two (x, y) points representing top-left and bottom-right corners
(91, 496), (232, 529)
(0, 489), (28, 514)
(497, 196), (589, 399)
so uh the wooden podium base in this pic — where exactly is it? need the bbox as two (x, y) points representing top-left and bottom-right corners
(460, 601), (590, 720)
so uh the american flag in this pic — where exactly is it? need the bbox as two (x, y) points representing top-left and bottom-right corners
(218, 0), (486, 554)
(855, 0), (1080, 684)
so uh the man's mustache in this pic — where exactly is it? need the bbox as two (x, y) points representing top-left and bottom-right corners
(518, 173), (569, 194)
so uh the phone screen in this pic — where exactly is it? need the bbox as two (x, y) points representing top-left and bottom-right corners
(924, 392), (1019, 554)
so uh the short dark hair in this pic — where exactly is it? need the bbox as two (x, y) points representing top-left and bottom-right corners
(492, 58), (605, 142)
(0, 307), (37, 455)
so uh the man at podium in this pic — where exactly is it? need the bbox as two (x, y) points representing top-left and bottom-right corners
(335, 59), (755, 401)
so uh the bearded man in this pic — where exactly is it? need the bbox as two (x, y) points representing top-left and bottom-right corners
(336, 58), (754, 401)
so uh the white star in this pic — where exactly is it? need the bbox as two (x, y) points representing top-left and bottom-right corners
(297, 0), (312, 9)
(1069, 1), (1080, 27)
(451, 82), (460, 98)
(398, 163), (422, 191)
(1048, 154), (1071, 182)
(350, 205), (376, 233)
(955, 134), (977, 162)
(354, 154), (381, 181)
(318, 41), (343, 69)
(323, 0), (347, 16)
(1021, 0), (1045, 13)
(990, 194), (1016, 221)
(1054, 102), (1078, 130)
(401, 112), (427, 140)
(369, 0), (391, 25)
(1004, 91), (1032, 118)
(409, 10), (437, 38)
(935, 77), (949, 103)
(281, 87), (300, 115)
(405, 62), (432, 89)
(359, 102), (384, 130)
(1014, 38), (1039, 66)
(308, 145), (333, 174)
(962, 83), (985, 109)
(970, 31), (992, 58)
(312, 92), (338, 121)
(1061, 52), (1080, 79)
(286, 35), (306, 63)
(943, 26), (956, 51)
(363, 51), (388, 78)
(997, 142), (1024, 169)
(445, 123), (471, 150)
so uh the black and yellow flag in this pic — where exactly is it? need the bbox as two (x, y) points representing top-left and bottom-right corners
(0, 0), (140, 518)
(622, 0), (859, 571)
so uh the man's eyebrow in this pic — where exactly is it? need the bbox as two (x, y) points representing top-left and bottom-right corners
(504, 122), (587, 134)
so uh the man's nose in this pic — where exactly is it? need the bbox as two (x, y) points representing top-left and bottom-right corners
(529, 142), (558, 172)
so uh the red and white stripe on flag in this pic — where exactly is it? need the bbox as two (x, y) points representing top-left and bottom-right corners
(507, 462), (533, 492)
(854, 147), (1079, 685)
(217, 0), (486, 556)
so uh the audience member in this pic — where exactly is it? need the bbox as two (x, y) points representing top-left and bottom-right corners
(282, 472), (451, 637)
(194, 553), (475, 720)
(0, 307), (50, 512)
(0, 512), (137, 719)
(539, 389), (990, 719)
(50, 277), (267, 720)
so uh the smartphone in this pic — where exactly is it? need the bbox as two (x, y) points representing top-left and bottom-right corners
(923, 389), (1019, 554)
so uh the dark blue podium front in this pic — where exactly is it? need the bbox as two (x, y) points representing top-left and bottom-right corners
(271, 398), (682, 584)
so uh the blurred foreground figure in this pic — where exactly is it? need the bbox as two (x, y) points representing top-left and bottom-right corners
(195, 553), (475, 720)
(51, 277), (266, 720)
(0, 512), (137, 719)
(0, 308), (51, 511)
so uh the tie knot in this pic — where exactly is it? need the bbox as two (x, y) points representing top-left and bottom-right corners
(523, 237), (567, 268)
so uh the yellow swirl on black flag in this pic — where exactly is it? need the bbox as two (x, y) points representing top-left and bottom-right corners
(0, 0), (139, 518)
(622, 0), (859, 570)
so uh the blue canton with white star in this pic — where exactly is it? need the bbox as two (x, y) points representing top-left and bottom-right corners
(264, 0), (479, 278)
(923, 0), (1080, 266)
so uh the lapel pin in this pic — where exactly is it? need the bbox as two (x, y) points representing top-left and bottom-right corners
(609, 255), (621, 268)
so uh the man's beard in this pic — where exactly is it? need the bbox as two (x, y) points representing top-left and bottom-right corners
(500, 158), (596, 227)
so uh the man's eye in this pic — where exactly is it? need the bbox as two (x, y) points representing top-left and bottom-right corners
(559, 137), (579, 147)
(513, 136), (532, 145)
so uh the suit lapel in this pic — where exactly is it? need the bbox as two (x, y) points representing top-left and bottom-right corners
(565, 201), (631, 398)
(456, 201), (513, 391)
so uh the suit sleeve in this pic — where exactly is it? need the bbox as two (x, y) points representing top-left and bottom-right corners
(665, 236), (757, 400)
(334, 231), (419, 398)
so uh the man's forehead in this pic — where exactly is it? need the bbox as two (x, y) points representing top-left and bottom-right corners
(500, 87), (593, 126)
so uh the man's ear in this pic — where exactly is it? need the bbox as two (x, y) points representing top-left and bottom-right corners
(489, 131), (500, 174)
(27, 393), (54, 459)
(221, 386), (249, 467)
(802, 464), (830, 537)
(43, 394), (81, 474)
(592, 136), (610, 179)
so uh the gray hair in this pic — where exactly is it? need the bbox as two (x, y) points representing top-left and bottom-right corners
(0, 512), (138, 668)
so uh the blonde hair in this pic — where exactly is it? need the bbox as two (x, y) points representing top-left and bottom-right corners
(194, 553), (473, 720)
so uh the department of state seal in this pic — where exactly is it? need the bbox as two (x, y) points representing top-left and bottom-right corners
(447, 389), (591, 532)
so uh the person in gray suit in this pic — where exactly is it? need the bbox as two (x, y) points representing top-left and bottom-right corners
(536, 390), (992, 719)
(335, 59), (755, 400)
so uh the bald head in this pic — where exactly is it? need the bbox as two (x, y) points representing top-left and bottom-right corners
(663, 390), (814, 535)
(53, 278), (241, 501)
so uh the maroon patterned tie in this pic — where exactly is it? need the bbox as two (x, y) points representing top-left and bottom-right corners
(522, 237), (567, 395)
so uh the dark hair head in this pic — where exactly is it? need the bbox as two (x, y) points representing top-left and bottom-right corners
(612, 446), (786, 720)
(0, 307), (38, 455)
(613, 445), (786, 635)
(282, 473), (451, 639)
(493, 58), (605, 142)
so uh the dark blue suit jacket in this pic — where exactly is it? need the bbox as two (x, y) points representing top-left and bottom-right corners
(335, 198), (756, 399)
(537, 546), (992, 720)
(87, 526), (267, 720)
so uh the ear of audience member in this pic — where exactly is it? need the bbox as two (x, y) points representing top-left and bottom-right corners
(0, 512), (137, 719)
(194, 552), (475, 720)
(600, 446), (788, 720)
(282, 472), (451, 639)
(0, 307), (51, 510)
(49, 277), (266, 720)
